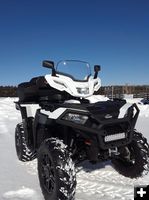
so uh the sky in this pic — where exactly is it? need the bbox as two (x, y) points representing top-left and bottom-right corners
(0, 0), (149, 86)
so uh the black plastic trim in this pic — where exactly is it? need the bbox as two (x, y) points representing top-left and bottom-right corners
(56, 103), (139, 150)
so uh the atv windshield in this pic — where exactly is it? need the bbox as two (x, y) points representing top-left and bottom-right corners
(56, 60), (91, 81)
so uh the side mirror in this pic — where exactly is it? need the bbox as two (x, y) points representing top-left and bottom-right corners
(94, 65), (101, 79)
(42, 60), (56, 76)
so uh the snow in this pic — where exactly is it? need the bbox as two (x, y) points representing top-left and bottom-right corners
(0, 97), (149, 200)
(3, 187), (36, 200)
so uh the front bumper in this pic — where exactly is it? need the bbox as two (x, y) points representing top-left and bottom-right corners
(56, 103), (139, 150)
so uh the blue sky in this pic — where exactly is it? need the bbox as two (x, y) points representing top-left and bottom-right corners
(0, 0), (149, 86)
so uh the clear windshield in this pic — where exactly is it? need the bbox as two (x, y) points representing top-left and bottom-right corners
(56, 60), (91, 81)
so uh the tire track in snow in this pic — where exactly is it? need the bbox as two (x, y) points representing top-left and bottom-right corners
(76, 161), (149, 200)
(2, 187), (40, 200)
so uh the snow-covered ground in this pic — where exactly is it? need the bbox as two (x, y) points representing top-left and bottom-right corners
(0, 97), (149, 200)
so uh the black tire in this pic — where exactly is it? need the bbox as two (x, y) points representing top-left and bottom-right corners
(112, 131), (149, 178)
(37, 138), (76, 200)
(15, 123), (36, 162)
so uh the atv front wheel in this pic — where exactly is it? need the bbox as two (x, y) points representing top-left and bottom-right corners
(112, 131), (149, 178)
(37, 138), (76, 200)
(15, 123), (36, 162)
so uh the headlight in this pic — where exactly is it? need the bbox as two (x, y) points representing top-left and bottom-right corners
(62, 113), (88, 124)
(77, 88), (89, 95)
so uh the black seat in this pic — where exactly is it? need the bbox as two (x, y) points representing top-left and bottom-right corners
(17, 78), (39, 102)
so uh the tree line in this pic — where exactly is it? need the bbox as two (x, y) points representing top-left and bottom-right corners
(0, 86), (17, 97)
(0, 85), (149, 98)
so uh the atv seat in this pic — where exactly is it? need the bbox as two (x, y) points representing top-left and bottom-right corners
(17, 76), (69, 103)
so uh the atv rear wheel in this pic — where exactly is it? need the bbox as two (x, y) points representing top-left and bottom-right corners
(37, 138), (76, 200)
(112, 131), (149, 178)
(15, 123), (36, 162)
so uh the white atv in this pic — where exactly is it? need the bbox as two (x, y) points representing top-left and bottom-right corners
(15, 60), (149, 200)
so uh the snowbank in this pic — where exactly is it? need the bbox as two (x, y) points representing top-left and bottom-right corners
(0, 98), (149, 200)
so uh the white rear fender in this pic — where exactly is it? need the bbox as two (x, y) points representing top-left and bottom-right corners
(21, 104), (40, 118)
(118, 103), (132, 118)
(86, 95), (109, 103)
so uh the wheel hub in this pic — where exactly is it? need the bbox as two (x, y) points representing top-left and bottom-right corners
(119, 146), (136, 165)
(43, 166), (50, 178)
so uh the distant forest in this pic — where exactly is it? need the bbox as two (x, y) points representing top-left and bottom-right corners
(0, 86), (17, 97)
(0, 85), (149, 98)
